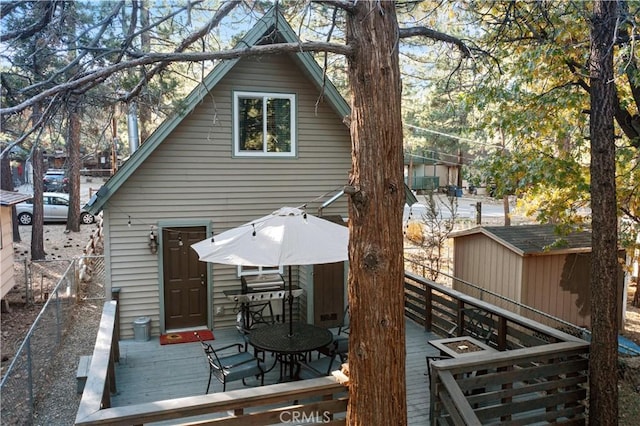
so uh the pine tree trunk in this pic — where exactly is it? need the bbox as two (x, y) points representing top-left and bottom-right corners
(345, 2), (407, 425)
(31, 146), (46, 260)
(66, 103), (81, 233)
(1, 152), (21, 242)
(589, 1), (619, 423)
(139, 1), (151, 143)
(503, 195), (511, 226)
(65, 2), (81, 233)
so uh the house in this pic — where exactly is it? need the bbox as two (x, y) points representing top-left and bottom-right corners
(0, 190), (33, 302)
(404, 151), (461, 194)
(404, 152), (440, 192)
(450, 224), (625, 328)
(85, 8), (352, 339)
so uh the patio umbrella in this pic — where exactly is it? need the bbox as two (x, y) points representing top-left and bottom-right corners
(191, 206), (348, 337)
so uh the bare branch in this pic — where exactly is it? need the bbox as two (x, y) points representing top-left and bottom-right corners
(125, 0), (242, 102)
(313, 0), (355, 13)
(1, 41), (353, 118)
(15, 1), (124, 98)
(399, 26), (471, 57)
(0, 1), (57, 42)
(0, 93), (61, 157)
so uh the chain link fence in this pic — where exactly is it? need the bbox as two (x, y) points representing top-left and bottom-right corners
(0, 256), (105, 425)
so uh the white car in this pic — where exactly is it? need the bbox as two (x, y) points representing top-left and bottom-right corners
(16, 192), (95, 225)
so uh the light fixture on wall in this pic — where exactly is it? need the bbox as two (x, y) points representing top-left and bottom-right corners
(148, 227), (158, 254)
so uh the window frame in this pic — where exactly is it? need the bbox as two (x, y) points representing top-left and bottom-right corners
(233, 91), (297, 158)
(237, 265), (284, 277)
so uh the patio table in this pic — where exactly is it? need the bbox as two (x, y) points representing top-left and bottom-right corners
(248, 322), (333, 381)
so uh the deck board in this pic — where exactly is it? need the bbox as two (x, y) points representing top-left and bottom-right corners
(112, 319), (439, 424)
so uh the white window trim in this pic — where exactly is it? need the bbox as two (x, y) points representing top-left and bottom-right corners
(237, 265), (284, 277)
(233, 91), (296, 157)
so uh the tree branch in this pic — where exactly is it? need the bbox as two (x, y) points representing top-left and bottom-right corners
(0, 1), (56, 42)
(313, 0), (355, 13)
(1, 41), (353, 118)
(399, 26), (472, 57)
(125, 0), (242, 102)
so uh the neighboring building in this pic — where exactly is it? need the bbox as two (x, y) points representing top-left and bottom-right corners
(451, 224), (625, 328)
(404, 151), (464, 194)
(0, 190), (33, 301)
(85, 8), (351, 339)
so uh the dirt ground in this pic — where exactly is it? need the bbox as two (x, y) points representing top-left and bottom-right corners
(1, 223), (96, 374)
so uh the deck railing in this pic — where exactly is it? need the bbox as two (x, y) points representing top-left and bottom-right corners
(404, 271), (590, 425)
(74, 298), (347, 425)
(75, 271), (589, 425)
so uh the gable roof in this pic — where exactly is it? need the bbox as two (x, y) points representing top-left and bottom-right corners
(450, 224), (593, 256)
(86, 7), (350, 214)
(0, 189), (32, 206)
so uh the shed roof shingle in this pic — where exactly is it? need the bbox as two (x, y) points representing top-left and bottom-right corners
(451, 224), (592, 255)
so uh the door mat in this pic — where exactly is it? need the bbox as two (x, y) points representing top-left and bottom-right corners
(160, 330), (214, 345)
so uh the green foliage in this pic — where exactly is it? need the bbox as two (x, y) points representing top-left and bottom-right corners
(456, 0), (638, 230)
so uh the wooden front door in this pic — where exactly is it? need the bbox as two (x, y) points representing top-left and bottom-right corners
(312, 215), (347, 328)
(313, 262), (345, 328)
(163, 226), (208, 330)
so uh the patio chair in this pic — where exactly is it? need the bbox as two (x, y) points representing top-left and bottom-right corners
(195, 332), (264, 393)
(317, 305), (350, 362)
(235, 303), (273, 359)
(298, 340), (344, 380)
(448, 307), (494, 344)
(461, 307), (494, 344)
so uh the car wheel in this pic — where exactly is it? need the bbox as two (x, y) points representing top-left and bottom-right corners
(18, 212), (33, 225)
(80, 212), (94, 225)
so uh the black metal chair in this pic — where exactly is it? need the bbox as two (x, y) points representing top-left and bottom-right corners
(317, 305), (350, 362)
(195, 332), (264, 393)
(298, 340), (344, 380)
(447, 307), (494, 344)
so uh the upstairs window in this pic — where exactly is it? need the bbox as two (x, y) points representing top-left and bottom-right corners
(234, 91), (296, 157)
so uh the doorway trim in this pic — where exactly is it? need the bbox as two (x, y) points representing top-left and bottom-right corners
(157, 219), (212, 334)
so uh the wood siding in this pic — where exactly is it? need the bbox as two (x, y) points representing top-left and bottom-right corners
(453, 231), (624, 328)
(522, 253), (591, 327)
(105, 54), (350, 338)
(1, 207), (16, 299)
(453, 233), (522, 310)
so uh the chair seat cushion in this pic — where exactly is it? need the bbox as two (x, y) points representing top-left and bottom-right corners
(219, 351), (255, 369)
(224, 361), (263, 382)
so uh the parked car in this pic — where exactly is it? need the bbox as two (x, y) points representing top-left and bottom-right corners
(16, 192), (94, 225)
(43, 169), (69, 192)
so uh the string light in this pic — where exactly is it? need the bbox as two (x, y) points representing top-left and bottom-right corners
(116, 185), (347, 247)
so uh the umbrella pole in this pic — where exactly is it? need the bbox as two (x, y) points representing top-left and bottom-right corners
(288, 265), (294, 337)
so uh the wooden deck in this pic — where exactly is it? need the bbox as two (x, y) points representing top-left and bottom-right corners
(111, 318), (440, 425)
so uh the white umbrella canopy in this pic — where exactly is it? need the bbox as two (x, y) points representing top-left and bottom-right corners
(191, 206), (348, 266)
(191, 206), (349, 337)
